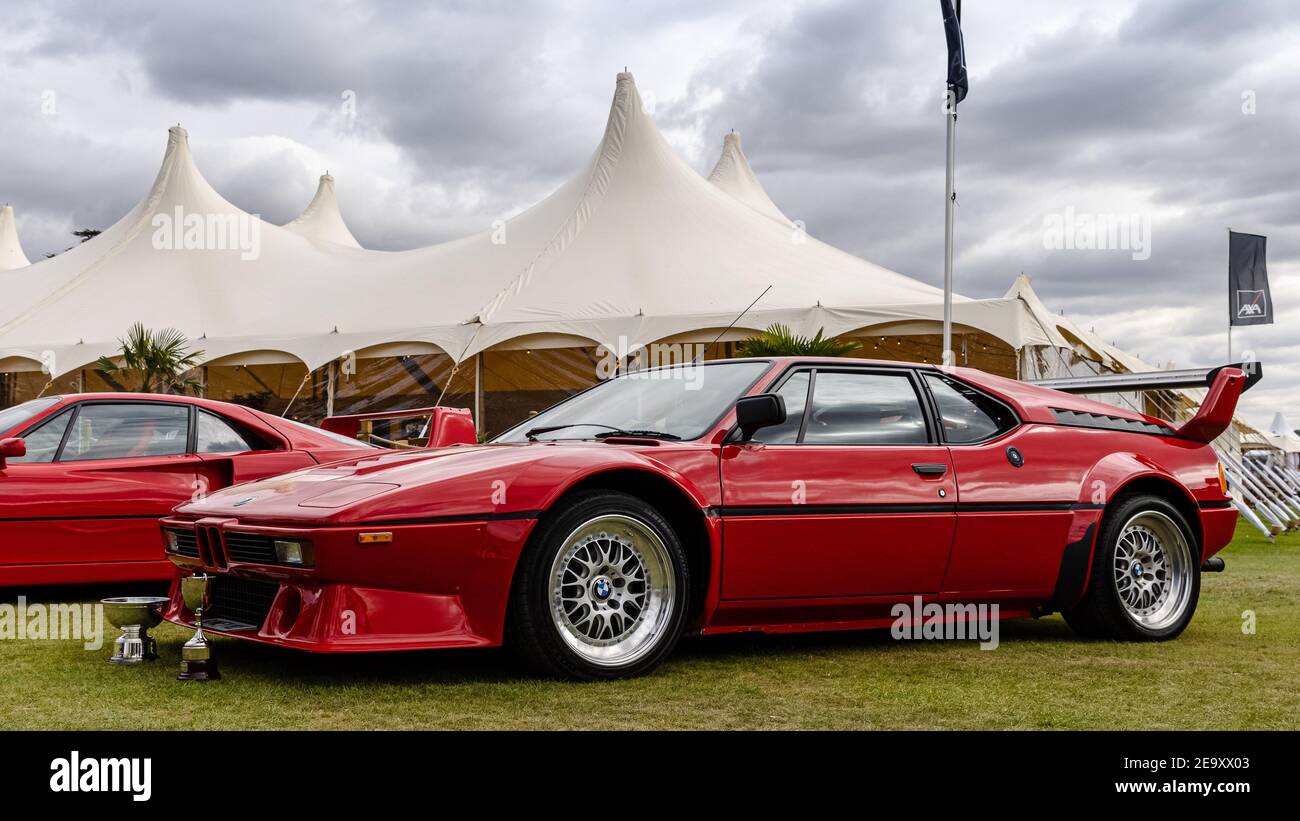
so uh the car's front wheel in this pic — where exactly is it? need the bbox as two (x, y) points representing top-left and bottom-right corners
(1063, 494), (1200, 641)
(508, 490), (690, 680)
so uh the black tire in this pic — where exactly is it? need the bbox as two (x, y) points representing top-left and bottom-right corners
(1063, 494), (1200, 641)
(507, 490), (691, 680)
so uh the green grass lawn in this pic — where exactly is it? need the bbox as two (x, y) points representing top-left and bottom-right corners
(2, 521), (1296, 730)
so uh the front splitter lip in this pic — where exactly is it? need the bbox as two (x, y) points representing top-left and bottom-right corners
(162, 607), (493, 654)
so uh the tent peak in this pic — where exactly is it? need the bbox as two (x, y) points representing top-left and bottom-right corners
(282, 171), (362, 249)
(707, 129), (791, 224)
(0, 204), (32, 271)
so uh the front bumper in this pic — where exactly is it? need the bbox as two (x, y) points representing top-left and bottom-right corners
(159, 514), (536, 652)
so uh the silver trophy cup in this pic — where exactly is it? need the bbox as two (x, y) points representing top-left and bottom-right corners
(101, 596), (170, 664)
(178, 573), (220, 681)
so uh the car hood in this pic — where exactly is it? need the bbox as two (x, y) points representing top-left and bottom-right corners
(175, 441), (695, 525)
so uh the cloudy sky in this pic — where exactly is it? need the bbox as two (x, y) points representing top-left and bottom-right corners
(1, 0), (1296, 427)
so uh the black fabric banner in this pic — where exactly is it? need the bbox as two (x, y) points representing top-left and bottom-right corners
(941, 0), (968, 105)
(1229, 231), (1273, 326)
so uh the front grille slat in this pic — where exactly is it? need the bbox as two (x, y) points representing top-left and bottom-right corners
(170, 530), (200, 558)
(206, 576), (280, 631)
(223, 533), (278, 565)
(166, 527), (306, 567)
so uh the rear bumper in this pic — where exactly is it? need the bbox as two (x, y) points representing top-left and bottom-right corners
(159, 514), (536, 652)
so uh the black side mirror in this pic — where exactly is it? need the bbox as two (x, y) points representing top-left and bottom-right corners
(733, 394), (786, 442)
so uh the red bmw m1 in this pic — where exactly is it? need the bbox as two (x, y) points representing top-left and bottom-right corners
(160, 358), (1246, 679)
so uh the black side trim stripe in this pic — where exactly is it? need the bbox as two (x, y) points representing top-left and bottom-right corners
(1198, 500), (1234, 510)
(964, 502), (1105, 512)
(712, 502), (1104, 517)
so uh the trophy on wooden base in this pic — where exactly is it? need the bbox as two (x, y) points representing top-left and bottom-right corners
(177, 574), (221, 681)
(101, 597), (170, 663)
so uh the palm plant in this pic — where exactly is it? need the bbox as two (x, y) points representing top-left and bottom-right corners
(96, 323), (204, 394)
(736, 323), (860, 357)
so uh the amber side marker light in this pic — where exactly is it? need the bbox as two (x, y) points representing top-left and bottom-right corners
(358, 532), (393, 544)
(1218, 462), (1229, 497)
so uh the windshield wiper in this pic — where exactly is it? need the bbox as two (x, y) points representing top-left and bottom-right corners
(525, 423), (680, 441)
(525, 423), (623, 441)
(593, 429), (681, 441)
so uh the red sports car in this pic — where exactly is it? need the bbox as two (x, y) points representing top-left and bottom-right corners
(0, 393), (386, 586)
(160, 358), (1245, 679)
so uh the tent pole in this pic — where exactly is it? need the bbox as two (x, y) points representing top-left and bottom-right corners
(474, 353), (485, 438)
(326, 361), (336, 418)
(942, 103), (957, 367)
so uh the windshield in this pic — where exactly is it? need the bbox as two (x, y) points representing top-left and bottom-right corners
(0, 397), (62, 436)
(495, 361), (770, 443)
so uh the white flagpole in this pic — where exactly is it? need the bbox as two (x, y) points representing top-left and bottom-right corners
(942, 99), (957, 367)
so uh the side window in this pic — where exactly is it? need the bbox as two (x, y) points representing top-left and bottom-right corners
(196, 410), (259, 453)
(924, 373), (1017, 443)
(750, 371), (810, 444)
(11, 409), (74, 463)
(803, 371), (928, 445)
(59, 404), (190, 462)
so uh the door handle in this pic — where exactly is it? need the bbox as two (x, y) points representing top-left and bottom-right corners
(912, 463), (948, 477)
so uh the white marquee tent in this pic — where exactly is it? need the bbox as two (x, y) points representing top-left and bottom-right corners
(0, 72), (1177, 432)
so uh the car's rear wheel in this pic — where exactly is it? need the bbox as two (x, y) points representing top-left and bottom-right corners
(507, 491), (689, 680)
(1063, 494), (1200, 641)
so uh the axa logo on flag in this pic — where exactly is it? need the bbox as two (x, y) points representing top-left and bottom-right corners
(1236, 289), (1268, 319)
(49, 751), (151, 801)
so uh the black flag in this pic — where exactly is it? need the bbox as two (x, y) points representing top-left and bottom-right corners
(941, 0), (968, 105)
(1229, 230), (1273, 326)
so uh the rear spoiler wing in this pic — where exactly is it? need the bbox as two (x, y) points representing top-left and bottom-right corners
(1028, 363), (1259, 444)
(1175, 367), (1248, 443)
(1028, 362), (1262, 395)
(321, 406), (477, 449)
